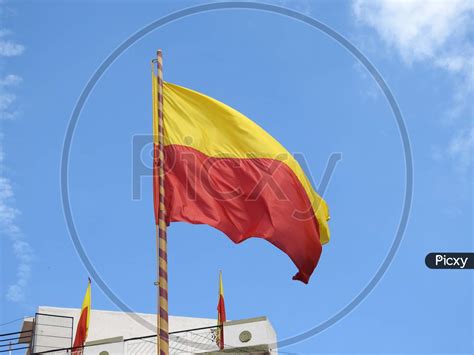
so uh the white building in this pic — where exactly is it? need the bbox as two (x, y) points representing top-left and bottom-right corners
(17, 306), (278, 354)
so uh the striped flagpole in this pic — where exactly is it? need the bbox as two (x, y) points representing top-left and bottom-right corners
(154, 49), (169, 355)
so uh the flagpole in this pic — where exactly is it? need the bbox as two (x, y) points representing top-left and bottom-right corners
(155, 49), (169, 355)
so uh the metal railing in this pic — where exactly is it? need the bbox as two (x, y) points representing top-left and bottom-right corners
(31, 324), (269, 354)
(31, 325), (223, 354)
(4, 313), (274, 354)
(0, 329), (32, 353)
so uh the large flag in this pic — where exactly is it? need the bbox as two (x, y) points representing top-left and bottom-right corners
(73, 279), (91, 354)
(154, 81), (330, 283)
(216, 271), (226, 350)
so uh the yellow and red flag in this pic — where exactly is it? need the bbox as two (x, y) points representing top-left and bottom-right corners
(72, 279), (91, 353)
(217, 271), (226, 350)
(153, 81), (330, 283)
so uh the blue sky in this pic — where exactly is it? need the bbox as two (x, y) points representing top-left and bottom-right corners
(1, 0), (472, 354)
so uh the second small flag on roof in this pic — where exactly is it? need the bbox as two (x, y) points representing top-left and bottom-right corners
(216, 271), (226, 350)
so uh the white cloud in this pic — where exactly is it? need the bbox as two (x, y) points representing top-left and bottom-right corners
(0, 39), (24, 57)
(0, 147), (34, 303)
(0, 92), (15, 111)
(1, 108), (32, 304)
(0, 74), (21, 120)
(0, 74), (22, 86)
(353, 62), (380, 100)
(353, 0), (473, 174)
(276, 0), (313, 15)
(448, 127), (473, 173)
(353, 0), (473, 64)
(0, 15), (33, 302)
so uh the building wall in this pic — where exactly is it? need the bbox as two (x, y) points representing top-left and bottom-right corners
(29, 307), (277, 354)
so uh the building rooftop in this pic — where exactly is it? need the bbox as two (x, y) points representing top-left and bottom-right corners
(15, 306), (278, 354)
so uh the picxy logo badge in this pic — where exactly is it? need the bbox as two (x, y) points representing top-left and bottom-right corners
(425, 253), (474, 269)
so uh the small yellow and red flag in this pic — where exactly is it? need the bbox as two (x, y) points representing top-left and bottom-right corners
(216, 271), (226, 350)
(72, 278), (91, 354)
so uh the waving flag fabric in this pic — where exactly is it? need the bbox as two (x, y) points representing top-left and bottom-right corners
(73, 279), (91, 354)
(157, 82), (330, 283)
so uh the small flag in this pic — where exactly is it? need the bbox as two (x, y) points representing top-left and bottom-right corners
(216, 271), (226, 350)
(72, 278), (91, 354)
